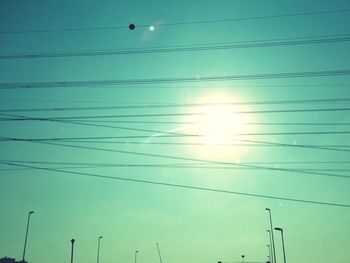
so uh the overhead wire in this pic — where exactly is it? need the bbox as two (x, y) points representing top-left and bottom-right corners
(1, 70), (350, 89)
(66, 120), (350, 126)
(0, 97), (349, 113)
(2, 159), (350, 166)
(2, 112), (348, 152)
(2, 112), (350, 154)
(1, 113), (350, 151)
(1, 35), (350, 59)
(1, 161), (350, 208)
(2, 131), (350, 140)
(2, 138), (350, 180)
(1, 107), (350, 121)
(1, 160), (350, 172)
(40, 139), (350, 151)
(1, 8), (349, 34)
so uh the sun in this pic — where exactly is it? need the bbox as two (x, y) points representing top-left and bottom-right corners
(181, 93), (249, 158)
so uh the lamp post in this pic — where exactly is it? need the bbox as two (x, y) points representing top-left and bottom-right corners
(22, 210), (34, 262)
(135, 250), (139, 263)
(156, 243), (163, 263)
(70, 239), (75, 263)
(267, 244), (271, 262)
(266, 208), (277, 263)
(267, 230), (273, 263)
(274, 228), (286, 263)
(97, 236), (103, 263)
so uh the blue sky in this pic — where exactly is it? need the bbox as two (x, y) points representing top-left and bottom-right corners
(1, 1), (350, 263)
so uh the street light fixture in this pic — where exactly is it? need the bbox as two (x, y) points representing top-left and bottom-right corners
(135, 250), (139, 263)
(274, 227), (286, 263)
(22, 211), (34, 262)
(97, 236), (103, 263)
(70, 239), (75, 263)
(267, 230), (273, 263)
(267, 244), (271, 262)
(266, 208), (277, 263)
(156, 243), (163, 263)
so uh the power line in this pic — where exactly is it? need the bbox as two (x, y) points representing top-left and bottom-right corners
(1, 97), (349, 113)
(1, 70), (350, 89)
(4, 138), (350, 180)
(38, 139), (350, 150)
(0, 113), (194, 137)
(1, 112), (350, 141)
(7, 132), (348, 153)
(1, 161), (349, 208)
(1, 160), (350, 172)
(67, 120), (350, 126)
(1, 108), (349, 153)
(1, 35), (350, 59)
(2, 129), (350, 141)
(241, 139), (350, 153)
(3, 159), (349, 166)
(0, 84), (347, 96)
(1, 107), (350, 121)
(2, 163), (350, 172)
(3, 166), (350, 172)
(1, 9), (349, 34)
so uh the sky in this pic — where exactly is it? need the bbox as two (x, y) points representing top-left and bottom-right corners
(0, 1), (350, 263)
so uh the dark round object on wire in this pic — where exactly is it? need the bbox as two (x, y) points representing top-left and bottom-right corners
(129, 24), (136, 30)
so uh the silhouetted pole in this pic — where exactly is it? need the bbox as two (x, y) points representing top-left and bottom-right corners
(275, 228), (286, 263)
(156, 243), (163, 263)
(266, 208), (277, 263)
(22, 211), (34, 262)
(97, 236), (103, 263)
(71, 239), (75, 263)
(267, 244), (271, 262)
(267, 230), (273, 263)
(135, 250), (139, 263)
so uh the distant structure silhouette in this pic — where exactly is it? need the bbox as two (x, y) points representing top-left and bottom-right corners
(0, 257), (26, 263)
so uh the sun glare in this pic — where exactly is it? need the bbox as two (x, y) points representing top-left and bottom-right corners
(182, 93), (249, 158)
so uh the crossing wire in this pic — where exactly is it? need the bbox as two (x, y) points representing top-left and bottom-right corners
(62, 120), (350, 126)
(1, 97), (350, 113)
(1, 70), (350, 89)
(1, 35), (350, 59)
(1, 161), (350, 208)
(1, 8), (349, 34)
(1, 160), (350, 172)
(31, 139), (350, 152)
(1, 107), (350, 121)
(1, 111), (349, 153)
(3, 138), (350, 180)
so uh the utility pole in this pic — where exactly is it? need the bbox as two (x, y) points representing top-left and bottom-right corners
(266, 208), (277, 263)
(22, 211), (34, 262)
(97, 236), (103, 263)
(70, 239), (75, 263)
(156, 243), (163, 263)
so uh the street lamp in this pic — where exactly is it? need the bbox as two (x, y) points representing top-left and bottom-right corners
(156, 243), (163, 263)
(22, 210), (34, 262)
(135, 250), (139, 263)
(267, 230), (273, 263)
(266, 208), (277, 263)
(267, 244), (271, 262)
(274, 227), (286, 263)
(97, 236), (103, 263)
(70, 239), (75, 263)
